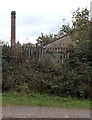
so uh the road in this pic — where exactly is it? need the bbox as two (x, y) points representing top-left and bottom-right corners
(1, 106), (91, 118)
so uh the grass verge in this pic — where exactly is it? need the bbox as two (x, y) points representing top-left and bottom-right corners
(2, 92), (90, 109)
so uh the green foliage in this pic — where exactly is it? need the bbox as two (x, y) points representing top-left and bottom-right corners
(36, 33), (56, 46)
(2, 44), (12, 62)
(71, 7), (90, 42)
(2, 7), (92, 99)
(2, 59), (91, 98)
(59, 24), (71, 36)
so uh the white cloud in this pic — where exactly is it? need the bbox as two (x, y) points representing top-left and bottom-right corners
(0, 0), (91, 44)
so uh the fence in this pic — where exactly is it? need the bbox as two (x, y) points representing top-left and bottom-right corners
(2, 44), (71, 64)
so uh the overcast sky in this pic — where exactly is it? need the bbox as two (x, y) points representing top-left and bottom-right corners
(0, 0), (91, 44)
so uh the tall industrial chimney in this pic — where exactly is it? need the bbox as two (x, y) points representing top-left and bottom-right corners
(11, 11), (16, 47)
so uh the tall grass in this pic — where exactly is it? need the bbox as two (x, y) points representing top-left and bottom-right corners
(2, 92), (90, 109)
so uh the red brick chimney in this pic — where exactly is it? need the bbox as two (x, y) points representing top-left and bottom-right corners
(11, 11), (16, 47)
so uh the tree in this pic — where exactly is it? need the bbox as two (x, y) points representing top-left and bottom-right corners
(71, 7), (89, 42)
(2, 43), (12, 63)
(58, 24), (71, 37)
(67, 7), (92, 64)
(36, 33), (56, 46)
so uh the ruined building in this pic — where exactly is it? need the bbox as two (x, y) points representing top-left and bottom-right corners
(10, 11), (76, 64)
(43, 36), (76, 64)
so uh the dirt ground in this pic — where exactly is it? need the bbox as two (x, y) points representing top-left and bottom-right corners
(1, 105), (91, 118)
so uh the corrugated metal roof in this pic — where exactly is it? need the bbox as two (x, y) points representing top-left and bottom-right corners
(43, 36), (76, 49)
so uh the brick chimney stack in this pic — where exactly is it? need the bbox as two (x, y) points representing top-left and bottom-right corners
(11, 11), (16, 47)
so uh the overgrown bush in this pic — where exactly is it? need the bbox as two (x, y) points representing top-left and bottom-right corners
(2, 7), (92, 99)
(2, 57), (91, 98)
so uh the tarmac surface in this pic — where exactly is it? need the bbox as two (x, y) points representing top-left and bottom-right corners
(1, 106), (91, 118)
